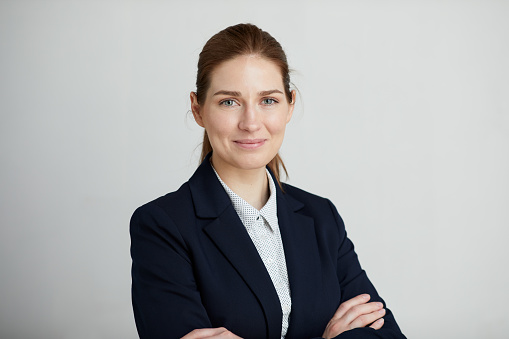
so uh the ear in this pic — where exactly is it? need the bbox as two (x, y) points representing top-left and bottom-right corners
(190, 92), (205, 128)
(286, 90), (296, 123)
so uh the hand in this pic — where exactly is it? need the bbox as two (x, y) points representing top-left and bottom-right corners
(322, 294), (385, 339)
(180, 327), (243, 339)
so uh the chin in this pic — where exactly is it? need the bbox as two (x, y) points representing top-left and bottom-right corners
(233, 153), (275, 171)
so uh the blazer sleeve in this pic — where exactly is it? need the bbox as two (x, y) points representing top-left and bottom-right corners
(326, 200), (406, 339)
(130, 202), (211, 339)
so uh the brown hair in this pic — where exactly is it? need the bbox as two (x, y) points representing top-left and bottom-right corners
(194, 23), (292, 188)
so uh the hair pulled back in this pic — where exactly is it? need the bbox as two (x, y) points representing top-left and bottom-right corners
(195, 23), (292, 187)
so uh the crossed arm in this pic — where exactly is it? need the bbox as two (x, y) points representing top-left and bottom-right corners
(181, 293), (386, 339)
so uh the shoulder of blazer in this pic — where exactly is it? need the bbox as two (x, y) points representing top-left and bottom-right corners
(280, 182), (340, 219)
(130, 182), (196, 243)
(133, 152), (229, 221)
(281, 182), (329, 204)
(131, 153), (233, 238)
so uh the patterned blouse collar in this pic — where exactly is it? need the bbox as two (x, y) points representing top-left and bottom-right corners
(211, 165), (279, 232)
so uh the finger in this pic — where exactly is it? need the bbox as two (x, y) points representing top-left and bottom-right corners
(342, 301), (384, 325)
(370, 317), (384, 330)
(206, 329), (243, 339)
(181, 327), (228, 339)
(332, 294), (371, 320)
(349, 307), (386, 330)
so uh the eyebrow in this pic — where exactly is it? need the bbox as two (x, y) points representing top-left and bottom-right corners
(213, 90), (241, 97)
(259, 89), (284, 96)
(212, 89), (284, 97)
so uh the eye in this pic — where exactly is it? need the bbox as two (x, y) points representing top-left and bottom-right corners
(220, 99), (237, 107)
(262, 98), (278, 105)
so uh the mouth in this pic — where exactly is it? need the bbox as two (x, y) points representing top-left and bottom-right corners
(234, 139), (266, 149)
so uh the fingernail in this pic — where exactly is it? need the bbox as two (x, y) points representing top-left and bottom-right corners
(376, 302), (383, 308)
(363, 294), (370, 300)
(378, 308), (386, 314)
(377, 318), (384, 323)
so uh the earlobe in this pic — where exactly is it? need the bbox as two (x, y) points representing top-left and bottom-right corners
(190, 92), (205, 128)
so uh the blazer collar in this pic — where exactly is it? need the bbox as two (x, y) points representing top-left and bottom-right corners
(188, 152), (232, 219)
(277, 190), (322, 337)
(188, 152), (305, 218)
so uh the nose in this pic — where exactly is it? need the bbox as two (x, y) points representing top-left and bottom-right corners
(238, 103), (261, 132)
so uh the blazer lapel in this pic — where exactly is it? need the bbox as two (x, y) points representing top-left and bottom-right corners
(276, 184), (322, 337)
(189, 154), (282, 338)
(204, 210), (282, 338)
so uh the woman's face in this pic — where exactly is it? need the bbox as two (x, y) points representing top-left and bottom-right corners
(191, 55), (295, 174)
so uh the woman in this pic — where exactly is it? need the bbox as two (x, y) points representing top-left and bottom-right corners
(130, 23), (406, 339)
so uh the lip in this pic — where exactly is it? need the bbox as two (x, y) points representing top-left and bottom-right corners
(234, 139), (266, 149)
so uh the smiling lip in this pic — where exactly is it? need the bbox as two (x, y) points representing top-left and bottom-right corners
(234, 139), (266, 149)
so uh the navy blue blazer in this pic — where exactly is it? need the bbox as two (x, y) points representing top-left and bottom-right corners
(130, 154), (405, 339)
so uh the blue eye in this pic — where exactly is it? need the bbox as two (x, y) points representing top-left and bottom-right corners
(262, 98), (277, 105)
(221, 99), (235, 106)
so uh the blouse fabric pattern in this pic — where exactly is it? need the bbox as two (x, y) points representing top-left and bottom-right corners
(212, 167), (292, 339)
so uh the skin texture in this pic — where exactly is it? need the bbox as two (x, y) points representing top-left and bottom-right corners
(187, 55), (385, 338)
(191, 55), (295, 210)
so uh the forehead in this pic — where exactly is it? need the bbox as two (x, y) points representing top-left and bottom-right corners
(208, 55), (284, 93)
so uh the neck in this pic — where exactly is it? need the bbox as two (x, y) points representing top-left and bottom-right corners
(211, 157), (270, 211)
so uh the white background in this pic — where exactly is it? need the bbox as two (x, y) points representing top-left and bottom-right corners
(1, 1), (508, 338)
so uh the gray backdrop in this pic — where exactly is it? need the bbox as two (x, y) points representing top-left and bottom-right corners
(1, 1), (508, 338)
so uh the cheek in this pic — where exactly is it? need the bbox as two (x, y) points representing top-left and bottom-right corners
(203, 113), (236, 140)
(266, 114), (289, 135)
